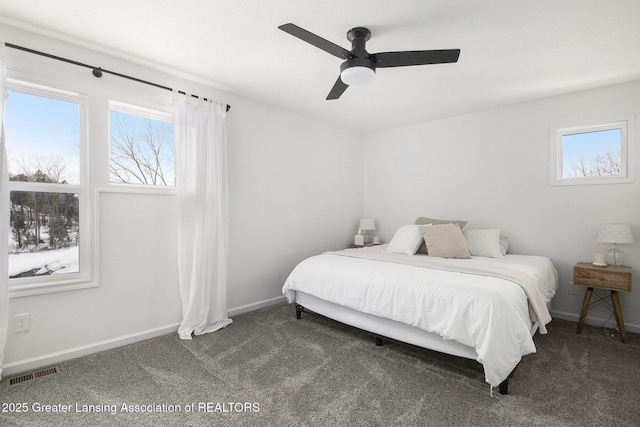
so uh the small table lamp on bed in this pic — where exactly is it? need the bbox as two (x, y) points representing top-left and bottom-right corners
(360, 218), (376, 245)
(597, 223), (634, 266)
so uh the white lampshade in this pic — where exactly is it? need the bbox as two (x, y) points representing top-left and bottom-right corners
(359, 218), (376, 231)
(597, 223), (633, 266)
(597, 223), (634, 244)
(341, 66), (375, 86)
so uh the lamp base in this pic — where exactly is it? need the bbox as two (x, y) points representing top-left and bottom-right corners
(606, 245), (625, 266)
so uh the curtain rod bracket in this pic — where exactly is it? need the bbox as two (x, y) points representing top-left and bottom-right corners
(92, 67), (103, 78)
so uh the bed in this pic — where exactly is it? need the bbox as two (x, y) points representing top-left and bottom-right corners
(282, 221), (558, 394)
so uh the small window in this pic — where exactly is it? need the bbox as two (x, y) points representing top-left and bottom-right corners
(109, 103), (175, 186)
(550, 116), (635, 185)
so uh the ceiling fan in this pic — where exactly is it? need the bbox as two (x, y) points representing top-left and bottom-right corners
(278, 23), (461, 100)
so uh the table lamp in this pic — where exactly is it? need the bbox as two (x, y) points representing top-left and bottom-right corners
(359, 218), (376, 245)
(597, 223), (633, 266)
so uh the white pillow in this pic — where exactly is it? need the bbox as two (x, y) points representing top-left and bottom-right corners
(386, 225), (424, 255)
(462, 229), (503, 258)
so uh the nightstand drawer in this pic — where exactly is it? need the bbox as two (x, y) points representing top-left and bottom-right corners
(573, 263), (632, 292)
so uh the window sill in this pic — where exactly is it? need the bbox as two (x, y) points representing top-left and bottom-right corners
(103, 184), (177, 196)
(9, 278), (97, 298)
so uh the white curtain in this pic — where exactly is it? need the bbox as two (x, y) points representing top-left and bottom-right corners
(0, 40), (9, 378)
(173, 92), (232, 339)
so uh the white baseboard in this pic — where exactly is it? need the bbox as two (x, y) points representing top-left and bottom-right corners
(1, 295), (287, 378)
(550, 309), (640, 334)
(1, 322), (181, 378)
(228, 295), (286, 317)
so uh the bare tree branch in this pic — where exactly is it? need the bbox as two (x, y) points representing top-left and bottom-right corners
(567, 149), (621, 178)
(109, 113), (174, 185)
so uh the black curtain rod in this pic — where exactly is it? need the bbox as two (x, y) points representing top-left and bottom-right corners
(5, 42), (231, 112)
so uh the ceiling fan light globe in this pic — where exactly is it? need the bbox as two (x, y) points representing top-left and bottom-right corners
(341, 66), (375, 86)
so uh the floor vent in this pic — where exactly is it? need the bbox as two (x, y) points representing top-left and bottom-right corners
(5, 366), (61, 387)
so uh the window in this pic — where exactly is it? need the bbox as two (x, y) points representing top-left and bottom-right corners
(5, 82), (90, 294)
(550, 116), (635, 185)
(109, 102), (175, 186)
(9, 191), (79, 277)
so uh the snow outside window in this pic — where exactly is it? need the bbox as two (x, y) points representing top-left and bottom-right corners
(5, 82), (91, 295)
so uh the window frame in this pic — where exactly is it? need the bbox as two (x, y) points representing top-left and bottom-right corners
(6, 79), (94, 297)
(550, 115), (635, 186)
(108, 100), (176, 192)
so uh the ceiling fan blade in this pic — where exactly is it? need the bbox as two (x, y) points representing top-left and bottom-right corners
(373, 49), (460, 68)
(326, 76), (349, 100)
(279, 23), (352, 60)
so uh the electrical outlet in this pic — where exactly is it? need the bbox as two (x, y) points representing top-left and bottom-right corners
(14, 313), (30, 333)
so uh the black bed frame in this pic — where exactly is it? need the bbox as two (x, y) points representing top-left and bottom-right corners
(295, 303), (515, 395)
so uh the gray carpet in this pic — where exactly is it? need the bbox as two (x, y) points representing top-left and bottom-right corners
(1, 302), (639, 426)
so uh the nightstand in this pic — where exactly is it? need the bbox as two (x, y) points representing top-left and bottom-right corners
(573, 262), (632, 343)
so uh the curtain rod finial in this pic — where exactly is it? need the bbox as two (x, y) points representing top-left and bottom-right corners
(92, 67), (103, 78)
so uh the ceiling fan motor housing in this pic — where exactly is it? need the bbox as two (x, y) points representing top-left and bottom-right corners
(341, 26), (376, 83)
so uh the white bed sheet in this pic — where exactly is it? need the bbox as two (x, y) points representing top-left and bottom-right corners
(282, 245), (558, 387)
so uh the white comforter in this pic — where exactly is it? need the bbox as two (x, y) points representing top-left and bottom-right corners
(282, 245), (558, 387)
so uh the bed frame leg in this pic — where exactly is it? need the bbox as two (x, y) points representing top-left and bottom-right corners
(498, 364), (519, 395)
(498, 379), (509, 395)
(375, 337), (384, 346)
(295, 304), (304, 320)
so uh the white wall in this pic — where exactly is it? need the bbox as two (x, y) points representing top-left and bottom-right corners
(227, 100), (363, 311)
(363, 80), (640, 332)
(2, 25), (362, 375)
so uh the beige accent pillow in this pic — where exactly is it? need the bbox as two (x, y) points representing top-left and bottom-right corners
(415, 217), (468, 254)
(420, 223), (471, 259)
(499, 236), (510, 255)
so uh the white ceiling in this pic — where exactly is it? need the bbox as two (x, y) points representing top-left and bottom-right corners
(1, 0), (639, 133)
